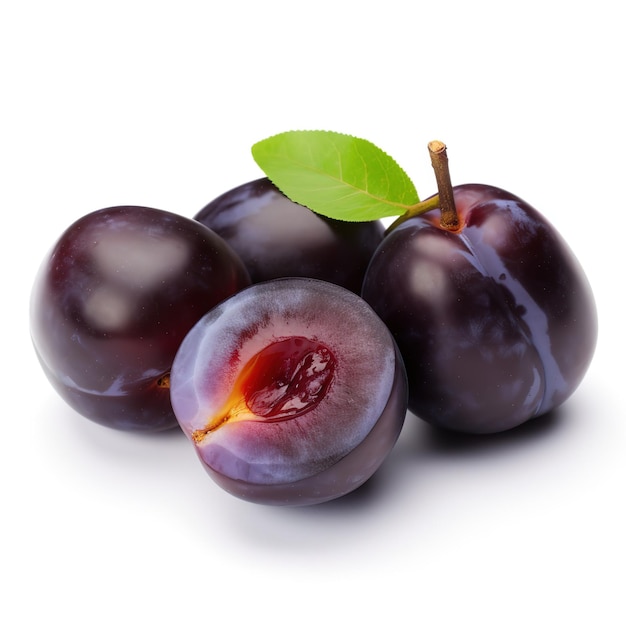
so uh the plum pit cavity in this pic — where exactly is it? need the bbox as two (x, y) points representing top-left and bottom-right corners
(192, 336), (336, 442)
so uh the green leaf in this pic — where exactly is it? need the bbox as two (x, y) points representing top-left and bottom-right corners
(251, 130), (419, 222)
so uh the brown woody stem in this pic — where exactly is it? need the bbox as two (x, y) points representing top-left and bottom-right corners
(428, 140), (459, 231)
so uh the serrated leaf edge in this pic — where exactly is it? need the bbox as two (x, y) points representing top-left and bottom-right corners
(251, 130), (420, 220)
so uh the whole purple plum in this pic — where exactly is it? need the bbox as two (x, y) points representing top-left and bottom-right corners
(362, 183), (597, 434)
(194, 177), (384, 293)
(30, 206), (250, 432)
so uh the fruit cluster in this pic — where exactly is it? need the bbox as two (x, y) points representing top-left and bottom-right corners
(30, 133), (597, 506)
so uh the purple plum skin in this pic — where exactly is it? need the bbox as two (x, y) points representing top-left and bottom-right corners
(170, 278), (408, 506)
(362, 184), (598, 434)
(194, 177), (384, 293)
(30, 206), (251, 432)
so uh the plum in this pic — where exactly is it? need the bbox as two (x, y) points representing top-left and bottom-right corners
(362, 182), (597, 434)
(30, 205), (251, 432)
(194, 177), (384, 293)
(170, 278), (408, 505)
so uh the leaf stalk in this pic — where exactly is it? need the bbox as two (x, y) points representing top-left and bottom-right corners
(385, 140), (461, 236)
(385, 195), (440, 234)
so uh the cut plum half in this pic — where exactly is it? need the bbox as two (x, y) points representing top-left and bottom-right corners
(170, 278), (408, 506)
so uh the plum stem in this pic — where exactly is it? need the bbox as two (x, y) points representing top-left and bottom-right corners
(156, 373), (170, 389)
(428, 140), (460, 231)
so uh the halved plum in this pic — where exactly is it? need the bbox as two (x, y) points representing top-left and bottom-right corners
(170, 278), (408, 505)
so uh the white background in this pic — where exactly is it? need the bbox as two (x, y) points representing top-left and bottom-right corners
(2, 1), (624, 624)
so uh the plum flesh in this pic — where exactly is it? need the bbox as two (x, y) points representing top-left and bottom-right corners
(194, 177), (384, 293)
(30, 206), (251, 431)
(362, 184), (597, 434)
(170, 278), (408, 505)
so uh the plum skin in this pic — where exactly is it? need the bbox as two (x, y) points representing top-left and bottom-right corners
(362, 184), (598, 434)
(170, 278), (408, 506)
(30, 205), (251, 432)
(194, 177), (384, 293)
